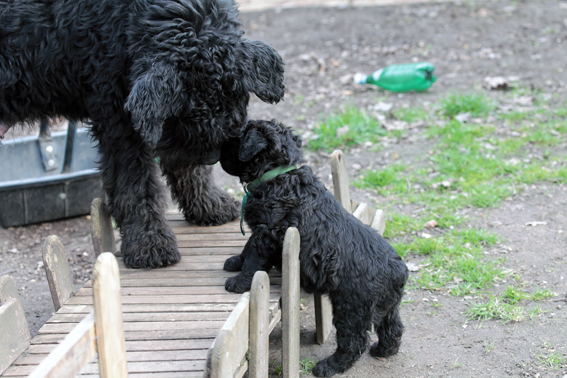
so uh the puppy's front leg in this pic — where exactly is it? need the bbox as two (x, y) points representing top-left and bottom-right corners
(225, 235), (272, 293)
(224, 237), (255, 272)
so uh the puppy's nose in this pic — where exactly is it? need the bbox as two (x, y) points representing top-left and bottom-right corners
(201, 149), (221, 165)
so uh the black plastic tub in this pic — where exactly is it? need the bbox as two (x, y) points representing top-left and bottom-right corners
(0, 127), (104, 228)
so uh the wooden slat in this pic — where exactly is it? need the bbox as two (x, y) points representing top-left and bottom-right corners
(176, 240), (247, 248)
(207, 293), (250, 378)
(174, 233), (248, 241)
(90, 198), (116, 257)
(75, 285), (281, 297)
(48, 311), (229, 324)
(39, 320), (227, 334)
(27, 311), (97, 378)
(371, 209), (386, 236)
(249, 271), (270, 378)
(31, 329), (219, 344)
(58, 303), (240, 314)
(353, 202), (370, 225)
(92, 253), (128, 378)
(26, 339), (213, 354)
(282, 228), (300, 378)
(0, 276), (30, 375)
(17, 350), (208, 365)
(79, 372), (203, 378)
(83, 276), (282, 288)
(42, 235), (75, 311)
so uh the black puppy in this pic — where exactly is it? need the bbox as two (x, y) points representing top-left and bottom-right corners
(220, 120), (409, 377)
(0, 0), (284, 268)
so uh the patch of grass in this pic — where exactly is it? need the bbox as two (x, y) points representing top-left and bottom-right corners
(528, 306), (548, 319)
(356, 164), (408, 195)
(536, 349), (566, 370)
(466, 295), (524, 323)
(382, 213), (422, 238)
(300, 358), (317, 374)
(439, 92), (497, 118)
(502, 286), (529, 304)
(308, 107), (386, 151)
(529, 288), (556, 301)
(393, 105), (429, 123)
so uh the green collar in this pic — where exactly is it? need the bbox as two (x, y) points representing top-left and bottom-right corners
(240, 165), (298, 235)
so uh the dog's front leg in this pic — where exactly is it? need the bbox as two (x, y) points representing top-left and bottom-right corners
(94, 122), (180, 269)
(224, 237), (254, 272)
(161, 163), (240, 226)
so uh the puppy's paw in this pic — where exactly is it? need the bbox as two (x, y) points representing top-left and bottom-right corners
(369, 340), (401, 358)
(225, 275), (252, 293)
(224, 255), (244, 271)
(312, 357), (339, 378)
(121, 230), (180, 269)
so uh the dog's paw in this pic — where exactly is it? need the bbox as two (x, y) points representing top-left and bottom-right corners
(312, 357), (340, 377)
(121, 229), (181, 269)
(184, 193), (239, 226)
(224, 255), (244, 271)
(369, 340), (401, 358)
(225, 275), (252, 293)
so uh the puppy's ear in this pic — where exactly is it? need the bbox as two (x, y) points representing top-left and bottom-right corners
(239, 128), (268, 162)
(240, 40), (285, 104)
(125, 62), (186, 148)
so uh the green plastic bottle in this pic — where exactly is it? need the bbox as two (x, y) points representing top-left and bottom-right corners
(353, 62), (436, 92)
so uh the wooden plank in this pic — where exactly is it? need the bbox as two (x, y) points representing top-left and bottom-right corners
(207, 293), (250, 378)
(48, 311), (229, 324)
(80, 373), (203, 378)
(83, 276), (282, 288)
(39, 320), (227, 334)
(249, 271), (270, 378)
(75, 286), (281, 297)
(42, 235), (75, 311)
(0, 275), (30, 375)
(17, 350), (208, 365)
(282, 228), (300, 378)
(31, 329), (219, 344)
(90, 198), (117, 257)
(58, 303), (240, 314)
(371, 209), (386, 236)
(331, 150), (351, 213)
(79, 372), (202, 378)
(176, 240), (247, 248)
(174, 233), (248, 241)
(177, 247), (248, 256)
(27, 311), (97, 378)
(92, 253), (128, 378)
(314, 292), (333, 345)
(116, 269), (238, 279)
(5, 360), (206, 376)
(352, 202), (369, 225)
(64, 294), (245, 305)
(27, 339), (213, 354)
(117, 261), (228, 271)
(0, 298), (30, 375)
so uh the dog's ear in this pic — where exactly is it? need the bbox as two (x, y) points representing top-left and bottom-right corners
(240, 40), (285, 104)
(239, 128), (268, 162)
(125, 62), (186, 148)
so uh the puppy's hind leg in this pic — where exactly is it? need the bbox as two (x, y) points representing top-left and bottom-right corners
(313, 299), (371, 377)
(370, 306), (404, 358)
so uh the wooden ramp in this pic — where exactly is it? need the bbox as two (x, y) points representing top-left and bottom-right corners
(2, 213), (282, 378)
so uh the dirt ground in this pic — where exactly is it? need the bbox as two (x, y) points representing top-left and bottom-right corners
(1, 0), (567, 377)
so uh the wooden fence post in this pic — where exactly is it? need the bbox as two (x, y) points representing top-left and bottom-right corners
(42, 235), (75, 311)
(282, 227), (300, 378)
(331, 150), (351, 213)
(0, 276), (30, 375)
(92, 253), (128, 378)
(91, 198), (116, 258)
(249, 271), (270, 378)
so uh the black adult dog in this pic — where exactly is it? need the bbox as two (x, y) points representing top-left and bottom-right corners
(0, 0), (284, 268)
(220, 120), (409, 377)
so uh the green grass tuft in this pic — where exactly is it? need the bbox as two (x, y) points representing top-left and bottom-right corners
(439, 92), (497, 118)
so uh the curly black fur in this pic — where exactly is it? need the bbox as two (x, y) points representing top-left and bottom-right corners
(220, 120), (409, 377)
(0, 0), (284, 268)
